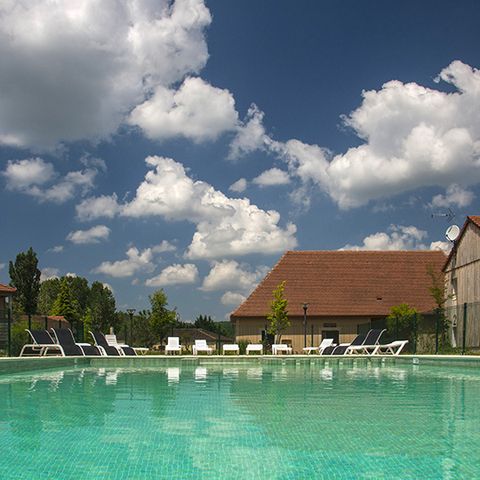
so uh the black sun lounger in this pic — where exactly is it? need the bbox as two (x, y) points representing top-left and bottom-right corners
(323, 333), (367, 355)
(346, 329), (386, 355)
(51, 328), (102, 356)
(49, 328), (86, 356)
(20, 329), (63, 357)
(90, 331), (122, 356)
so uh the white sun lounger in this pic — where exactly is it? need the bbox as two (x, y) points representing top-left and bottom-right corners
(105, 334), (137, 355)
(165, 337), (182, 355)
(372, 340), (409, 356)
(246, 344), (263, 355)
(222, 344), (239, 355)
(303, 338), (335, 355)
(272, 344), (292, 355)
(193, 339), (213, 355)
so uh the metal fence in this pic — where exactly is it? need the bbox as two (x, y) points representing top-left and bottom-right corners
(0, 308), (11, 356)
(445, 302), (480, 353)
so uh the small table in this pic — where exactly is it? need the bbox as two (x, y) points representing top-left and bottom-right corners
(222, 344), (240, 355)
(272, 345), (292, 355)
(133, 347), (149, 355)
(246, 344), (263, 355)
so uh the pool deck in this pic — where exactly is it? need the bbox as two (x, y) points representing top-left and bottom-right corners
(1, 353), (480, 375)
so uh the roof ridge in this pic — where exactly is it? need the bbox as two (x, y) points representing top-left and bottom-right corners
(285, 249), (445, 254)
(230, 251), (289, 318)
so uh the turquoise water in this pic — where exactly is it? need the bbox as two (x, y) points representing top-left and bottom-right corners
(0, 362), (479, 479)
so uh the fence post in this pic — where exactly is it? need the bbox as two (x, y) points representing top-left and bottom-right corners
(311, 324), (314, 347)
(217, 331), (221, 355)
(44, 315), (48, 330)
(413, 313), (417, 354)
(462, 302), (467, 355)
(7, 307), (11, 357)
(435, 308), (440, 354)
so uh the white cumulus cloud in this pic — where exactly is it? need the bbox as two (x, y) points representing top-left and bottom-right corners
(228, 104), (269, 160)
(3, 157), (99, 203)
(0, 0), (212, 149)
(152, 240), (177, 253)
(66, 225), (110, 245)
(229, 178), (247, 193)
(92, 246), (154, 278)
(221, 291), (246, 306)
(129, 77), (238, 142)
(243, 61), (480, 210)
(201, 260), (268, 293)
(341, 225), (429, 251)
(41, 267), (60, 282)
(76, 194), (121, 221)
(145, 263), (198, 287)
(430, 241), (452, 253)
(85, 156), (296, 259)
(430, 184), (475, 209)
(252, 167), (290, 187)
(341, 224), (451, 253)
(3, 157), (55, 188)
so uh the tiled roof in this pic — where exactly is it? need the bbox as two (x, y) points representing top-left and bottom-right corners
(468, 215), (480, 229)
(0, 284), (16, 294)
(232, 250), (446, 318)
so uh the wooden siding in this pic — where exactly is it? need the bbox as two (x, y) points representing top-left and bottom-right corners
(444, 220), (480, 349)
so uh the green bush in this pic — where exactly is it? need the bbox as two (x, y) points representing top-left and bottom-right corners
(237, 340), (250, 355)
(11, 319), (43, 356)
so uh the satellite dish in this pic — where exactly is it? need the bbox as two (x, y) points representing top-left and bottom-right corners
(445, 224), (460, 242)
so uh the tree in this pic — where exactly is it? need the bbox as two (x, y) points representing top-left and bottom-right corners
(266, 281), (290, 343)
(9, 247), (41, 329)
(37, 277), (61, 315)
(149, 290), (177, 346)
(386, 303), (419, 351)
(88, 281), (116, 332)
(64, 275), (90, 319)
(50, 277), (81, 327)
(427, 265), (450, 350)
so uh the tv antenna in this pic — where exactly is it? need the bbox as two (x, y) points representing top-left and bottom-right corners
(445, 224), (460, 243)
(431, 208), (455, 223)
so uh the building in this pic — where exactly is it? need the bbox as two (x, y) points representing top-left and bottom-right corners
(231, 250), (446, 353)
(0, 283), (16, 312)
(443, 216), (480, 348)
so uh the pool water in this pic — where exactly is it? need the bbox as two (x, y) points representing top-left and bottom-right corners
(0, 362), (479, 479)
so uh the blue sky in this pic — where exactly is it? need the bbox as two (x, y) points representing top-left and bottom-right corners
(1, 0), (479, 321)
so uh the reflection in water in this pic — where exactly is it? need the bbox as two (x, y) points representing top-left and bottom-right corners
(0, 363), (478, 479)
(195, 366), (207, 381)
(246, 367), (262, 380)
(105, 369), (119, 385)
(222, 368), (239, 378)
(319, 367), (333, 381)
(167, 367), (180, 383)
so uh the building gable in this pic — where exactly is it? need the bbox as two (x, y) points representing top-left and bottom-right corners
(444, 216), (480, 272)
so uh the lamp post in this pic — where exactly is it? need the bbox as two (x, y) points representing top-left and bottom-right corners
(126, 308), (136, 345)
(303, 303), (309, 349)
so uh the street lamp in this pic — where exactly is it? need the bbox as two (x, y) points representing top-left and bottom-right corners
(126, 308), (136, 345)
(303, 303), (309, 348)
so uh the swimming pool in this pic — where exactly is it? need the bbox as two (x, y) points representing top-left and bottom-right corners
(0, 361), (478, 479)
